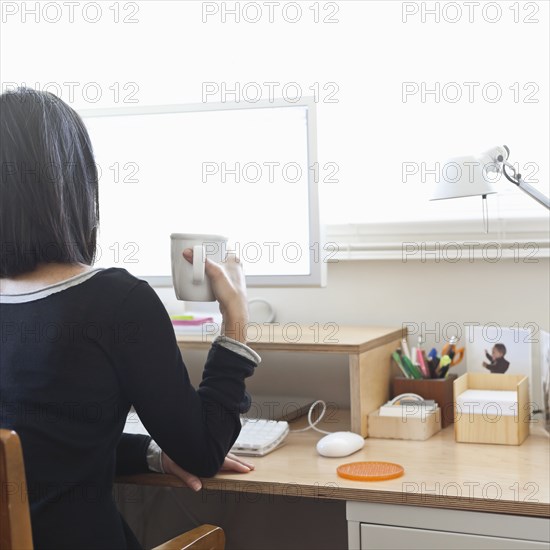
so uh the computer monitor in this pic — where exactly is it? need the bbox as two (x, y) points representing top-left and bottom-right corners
(78, 98), (326, 287)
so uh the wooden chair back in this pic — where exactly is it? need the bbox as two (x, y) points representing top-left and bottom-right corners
(0, 429), (34, 550)
(0, 429), (224, 550)
(152, 524), (225, 550)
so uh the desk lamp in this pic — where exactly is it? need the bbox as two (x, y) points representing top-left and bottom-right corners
(432, 145), (550, 231)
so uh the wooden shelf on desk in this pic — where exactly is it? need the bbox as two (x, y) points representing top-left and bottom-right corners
(176, 324), (404, 354)
(177, 325), (404, 436)
(118, 411), (550, 518)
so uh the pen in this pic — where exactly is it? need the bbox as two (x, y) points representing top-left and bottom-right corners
(416, 348), (430, 378)
(401, 338), (412, 362)
(392, 351), (412, 379)
(402, 354), (422, 379)
(427, 357), (438, 378)
(436, 355), (452, 377)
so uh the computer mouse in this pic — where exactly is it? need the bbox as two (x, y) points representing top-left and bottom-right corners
(316, 431), (365, 458)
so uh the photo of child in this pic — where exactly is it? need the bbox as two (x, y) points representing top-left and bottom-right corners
(482, 343), (510, 374)
(466, 326), (533, 394)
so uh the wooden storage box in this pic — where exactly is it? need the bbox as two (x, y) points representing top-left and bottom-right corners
(367, 409), (441, 441)
(392, 374), (457, 428)
(454, 373), (529, 445)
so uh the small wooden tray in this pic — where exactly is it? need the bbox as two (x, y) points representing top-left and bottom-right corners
(367, 409), (441, 441)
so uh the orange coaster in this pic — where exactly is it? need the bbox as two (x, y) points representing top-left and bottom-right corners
(337, 461), (404, 481)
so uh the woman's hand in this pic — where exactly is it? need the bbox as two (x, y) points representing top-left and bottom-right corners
(182, 249), (249, 342)
(161, 452), (255, 492)
(220, 452), (255, 473)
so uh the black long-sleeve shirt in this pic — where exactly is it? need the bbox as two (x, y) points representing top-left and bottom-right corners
(0, 268), (255, 549)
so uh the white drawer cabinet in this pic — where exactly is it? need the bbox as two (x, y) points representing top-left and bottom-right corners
(347, 502), (550, 550)
(359, 524), (548, 549)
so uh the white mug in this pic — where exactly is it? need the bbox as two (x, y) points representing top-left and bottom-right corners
(170, 233), (227, 302)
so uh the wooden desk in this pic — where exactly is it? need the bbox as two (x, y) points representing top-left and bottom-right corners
(120, 411), (549, 549)
(176, 325), (404, 436)
(119, 413), (550, 519)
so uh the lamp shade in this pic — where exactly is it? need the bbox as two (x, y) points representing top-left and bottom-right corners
(431, 154), (498, 201)
(431, 147), (509, 201)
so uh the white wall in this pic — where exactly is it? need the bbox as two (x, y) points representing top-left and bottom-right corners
(156, 257), (550, 413)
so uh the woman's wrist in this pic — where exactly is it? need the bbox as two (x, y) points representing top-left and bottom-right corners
(222, 312), (248, 343)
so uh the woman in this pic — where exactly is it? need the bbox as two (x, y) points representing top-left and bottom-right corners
(0, 88), (259, 549)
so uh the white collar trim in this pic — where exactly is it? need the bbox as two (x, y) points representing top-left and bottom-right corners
(0, 268), (105, 304)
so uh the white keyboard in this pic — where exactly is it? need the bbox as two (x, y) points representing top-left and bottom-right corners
(231, 418), (289, 456)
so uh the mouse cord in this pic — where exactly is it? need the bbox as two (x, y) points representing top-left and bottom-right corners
(289, 400), (332, 435)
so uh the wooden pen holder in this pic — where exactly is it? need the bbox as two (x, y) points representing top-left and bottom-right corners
(391, 374), (457, 428)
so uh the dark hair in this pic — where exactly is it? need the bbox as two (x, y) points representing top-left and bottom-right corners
(494, 343), (507, 355)
(0, 88), (99, 277)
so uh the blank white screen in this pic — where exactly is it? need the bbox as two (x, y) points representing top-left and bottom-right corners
(84, 105), (312, 278)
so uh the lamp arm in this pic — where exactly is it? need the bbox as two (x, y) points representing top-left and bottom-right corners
(516, 178), (550, 210)
(502, 161), (550, 210)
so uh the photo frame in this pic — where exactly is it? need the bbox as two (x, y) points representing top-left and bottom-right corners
(466, 325), (534, 396)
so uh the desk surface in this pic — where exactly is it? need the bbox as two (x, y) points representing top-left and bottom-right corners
(119, 412), (550, 518)
(176, 325), (404, 354)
